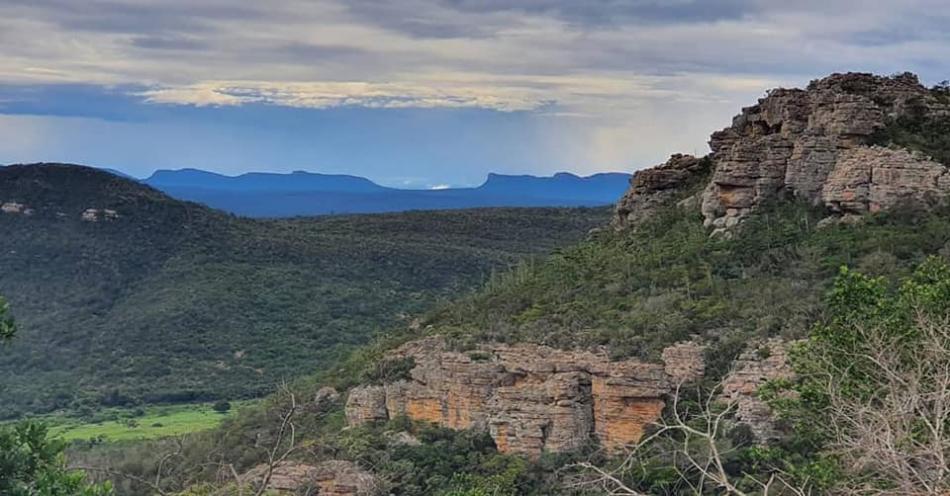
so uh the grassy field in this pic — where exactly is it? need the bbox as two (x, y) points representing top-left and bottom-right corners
(41, 402), (249, 442)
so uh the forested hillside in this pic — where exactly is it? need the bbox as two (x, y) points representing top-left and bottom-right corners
(0, 164), (609, 418)
(74, 72), (950, 496)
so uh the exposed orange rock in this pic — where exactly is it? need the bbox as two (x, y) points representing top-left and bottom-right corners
(345, 337), (705, 457)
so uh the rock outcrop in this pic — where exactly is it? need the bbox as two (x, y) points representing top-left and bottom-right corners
(721, 339), (795, 443)
(614, 154), (709, 228)
(614, 72), (950, 235)
(822, 146), (950, 215)
(1, 202), (33, 215)
(346, 337), (705, 457)
(80, 208), (119, 222)
(243, 460), (378, 496)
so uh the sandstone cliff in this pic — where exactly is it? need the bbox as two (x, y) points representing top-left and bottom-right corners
(615, 72), (950, 234)
(345, 337), (705, 458)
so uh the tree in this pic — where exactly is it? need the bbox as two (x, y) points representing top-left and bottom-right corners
(0, 296), (112, 495)
(569, 258), (950, 495)
(0, 422), (113, 496)
(212, 401), (232, 414)
(780, 257), (950, 495)
(1, 295), (15, 341)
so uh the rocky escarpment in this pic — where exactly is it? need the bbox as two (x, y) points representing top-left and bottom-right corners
(614, 154), (709, 227)
(616, 72), (950, 234)
(346, 337), (705, 458)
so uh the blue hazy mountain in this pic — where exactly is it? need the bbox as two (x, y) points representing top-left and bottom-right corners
(146, 168), (386, 193)
(476, 172), (632, 202)
(138, 168), (631, 217)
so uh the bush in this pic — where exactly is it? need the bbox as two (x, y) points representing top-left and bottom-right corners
(212, 401), (232, 414)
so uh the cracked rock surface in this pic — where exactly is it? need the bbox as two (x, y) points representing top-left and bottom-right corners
(346, 337), (705, 457)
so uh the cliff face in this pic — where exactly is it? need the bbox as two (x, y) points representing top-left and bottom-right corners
(616, 72), (950, 234)
(345, 337), (705, 457)
(614, 154), (709, 227)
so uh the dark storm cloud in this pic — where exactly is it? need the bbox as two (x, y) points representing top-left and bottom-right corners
(441, 0), (753, 26)
(131, 35), (209, 51)
(341, 0), (754, 39)
(3, 0), (260, 35)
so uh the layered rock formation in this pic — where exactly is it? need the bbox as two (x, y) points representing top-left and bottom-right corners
(614, 154), (709, 228)
(615, 72), (950, 235)
(721, 339), (795, 442)
(346, 337), (704, 457)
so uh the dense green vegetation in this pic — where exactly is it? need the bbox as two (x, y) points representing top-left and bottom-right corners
(0, 164), (608, 419)
(871, 82), (950, 165)
(0, 296), (112, 495)
(0, 296), (14, 341)
(73, 195), (950, 495)
(424, 198), (950, 370)
(1, 422), (114, 496)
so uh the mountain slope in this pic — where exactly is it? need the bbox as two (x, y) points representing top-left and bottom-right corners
(67, 72), (950, 496)
(0, 163), (609, 418)
(140, 169), (632, 217)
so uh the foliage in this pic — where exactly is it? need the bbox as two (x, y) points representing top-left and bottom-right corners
(0, 421), (113, 496)
(770, 257), (950, 494)
(0, 164), (608, 418)
(211, 402), (231, 414)
(360, 357), (416, 385)
(0, 295), (14, 341)
(870, 88), (950, 165)
(426, 198), (950, 369)
(325, 420), (557, 496)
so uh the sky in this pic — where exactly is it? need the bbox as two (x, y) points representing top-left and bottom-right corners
(1, 1), (949, 188)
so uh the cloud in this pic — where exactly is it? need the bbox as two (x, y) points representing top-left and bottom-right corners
(1, 0), (950, 180)
(139, 80), (549, 111)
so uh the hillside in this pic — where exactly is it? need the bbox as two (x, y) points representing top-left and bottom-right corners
(140, 169), (631, 217)
(0, 163), (609, 419)
(80, 72), (950, 496)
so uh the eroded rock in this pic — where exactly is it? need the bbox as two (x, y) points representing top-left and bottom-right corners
(701, 72), (948, 230)
(721, 339), (795, 443)
(345, 337), (705, 457)
(613, 72), (950, 234)
(614, 154), (708, 228)
(822, 146), (950, 215)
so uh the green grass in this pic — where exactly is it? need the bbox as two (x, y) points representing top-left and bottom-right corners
(41, 402), (251, 442)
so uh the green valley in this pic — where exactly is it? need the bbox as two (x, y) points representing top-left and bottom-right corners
(0, 164), (609, 419)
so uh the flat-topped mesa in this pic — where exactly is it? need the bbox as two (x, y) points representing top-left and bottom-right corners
(614, 72), (950, 235)
(345, 337), (705, 458)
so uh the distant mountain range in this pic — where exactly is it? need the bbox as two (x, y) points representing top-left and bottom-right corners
(134, 168), (631, 217)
